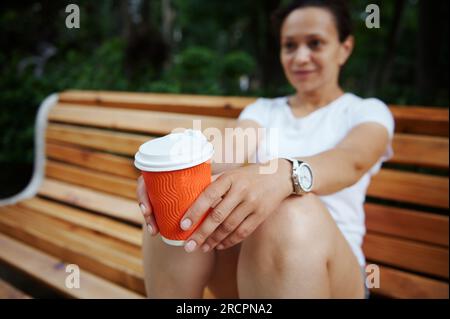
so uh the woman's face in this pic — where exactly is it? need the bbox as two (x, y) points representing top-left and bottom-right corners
(280, 7), (353, 94)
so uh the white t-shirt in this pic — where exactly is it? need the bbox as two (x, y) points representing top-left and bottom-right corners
(237, 93), (395, 266)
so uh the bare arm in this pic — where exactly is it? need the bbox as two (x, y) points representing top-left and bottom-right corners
(289, 122), (391, 195)
(181, 121), (391, 252)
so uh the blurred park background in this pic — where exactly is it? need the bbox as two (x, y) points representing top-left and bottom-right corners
(0, 0), (449, 198)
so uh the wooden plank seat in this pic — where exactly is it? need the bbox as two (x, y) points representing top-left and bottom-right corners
(0, 90), (448, 298)
(0, 233), (142, 299)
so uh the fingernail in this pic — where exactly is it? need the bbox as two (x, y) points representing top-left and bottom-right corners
(139, 203), (146, 216)
(180, 218), (192, 230)
(147, 224), (153, 235)
(217, 244), (225, 250)
(202, 244), (210, 253)
(185, 240), (197, 253)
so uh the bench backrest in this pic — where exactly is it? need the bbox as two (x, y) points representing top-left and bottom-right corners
(42, 90), (448, 298)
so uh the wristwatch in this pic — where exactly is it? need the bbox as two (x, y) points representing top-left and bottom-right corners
(283, 158), (314, 195)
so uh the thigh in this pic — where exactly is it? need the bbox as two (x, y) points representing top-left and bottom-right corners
(142, 226), (215, 298)
(237, 194), (365, 298)
(296, 196), (364, 298)
(326, 221), (365, 298)
(289, 195), (365, 298)
(206, 243), (241, 299)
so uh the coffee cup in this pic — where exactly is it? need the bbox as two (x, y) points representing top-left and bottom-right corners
(134, 129), (214, 246)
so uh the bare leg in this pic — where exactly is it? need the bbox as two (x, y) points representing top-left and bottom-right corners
(142, 227), (215, 298)
(206, 243), (241, 298)
(237, 194), (364, 298)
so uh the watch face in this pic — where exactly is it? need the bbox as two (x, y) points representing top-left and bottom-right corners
(298, 163), (313, 191)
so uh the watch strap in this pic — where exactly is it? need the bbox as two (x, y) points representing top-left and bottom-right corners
(282, 157), (305, 195)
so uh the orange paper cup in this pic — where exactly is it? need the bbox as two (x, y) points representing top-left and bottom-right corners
(142, 160), (212, 245)
(135, 129), (214, 246)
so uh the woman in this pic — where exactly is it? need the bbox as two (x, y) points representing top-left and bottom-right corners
(137, 0), (394, 298)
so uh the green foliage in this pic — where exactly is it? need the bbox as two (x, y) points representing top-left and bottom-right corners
(169, 46), (221, 94)
(142, 47), (256, 95)
(221, 51), (256, 94)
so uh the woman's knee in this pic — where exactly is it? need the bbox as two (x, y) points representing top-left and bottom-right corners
(249, 194), (334, 253)
(237, 194), (335, 297)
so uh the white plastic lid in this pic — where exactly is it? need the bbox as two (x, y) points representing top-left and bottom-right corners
(134, 129), (214, 172)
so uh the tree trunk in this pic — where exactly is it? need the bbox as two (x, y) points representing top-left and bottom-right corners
(122, 0), (169, 79)
(161, 0), (175, 47)
(252, 0), (282, 94)
(416, 0), (445, 105)
(366, 0), (406, 96)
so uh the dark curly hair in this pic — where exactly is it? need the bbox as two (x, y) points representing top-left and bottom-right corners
(271, 0), (353, 43)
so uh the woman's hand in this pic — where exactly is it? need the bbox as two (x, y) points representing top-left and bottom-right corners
(180, 158), (293, 253)
(136, 175), (159, 235)
(136, 173), (225, 236)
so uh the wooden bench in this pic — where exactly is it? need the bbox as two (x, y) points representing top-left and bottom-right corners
(0, 90), (448, 298)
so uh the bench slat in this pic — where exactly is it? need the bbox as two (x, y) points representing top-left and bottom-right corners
(49, 104), (232, 135)
(47, 142), (139, 179)
(364, 233), (449, 279)
(45, 160), (137, 200)
(368, 169), (449, 209)
(59, 90), (253, 118)
(59, 90), (255, 109)
(0, 233), (142, 298)
(38, 179), (142, 225)
(371, 265), (448, 299)
(47, 141), (140, 179)
(390, 106), (449, 137)
(365, 203), (449, 247)
(47, 123), (150, 156)
(391, 134), (449, 169)
(18, 197), (142, 246)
